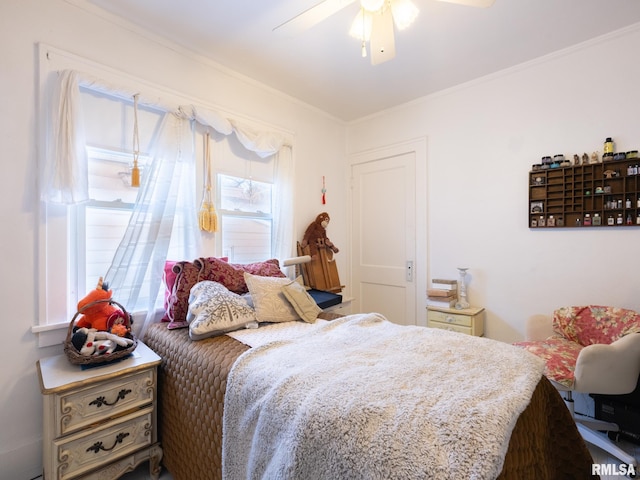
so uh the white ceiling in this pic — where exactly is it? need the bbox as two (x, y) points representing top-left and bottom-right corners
(83, 0), (640, 121)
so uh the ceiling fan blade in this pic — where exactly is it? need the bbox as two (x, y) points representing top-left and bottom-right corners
(273, 0), (357, 35)
(436, 0), (495, 7)
(370, 7), (395, 65)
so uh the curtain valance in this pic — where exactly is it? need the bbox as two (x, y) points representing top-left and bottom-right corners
(42, 69), (293, 204)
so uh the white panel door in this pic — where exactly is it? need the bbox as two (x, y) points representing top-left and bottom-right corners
(351, 152), (416, 325)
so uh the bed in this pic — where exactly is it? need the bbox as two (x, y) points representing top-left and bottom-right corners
(144, 311), (597, 480)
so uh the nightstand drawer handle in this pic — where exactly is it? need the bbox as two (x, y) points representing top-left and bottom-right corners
(89, 388), (132, 408)
(446, 316), (454, 323)
(86, 432), (130, 454)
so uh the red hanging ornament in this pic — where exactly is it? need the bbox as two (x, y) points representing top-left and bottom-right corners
(322, 176), (326, 205)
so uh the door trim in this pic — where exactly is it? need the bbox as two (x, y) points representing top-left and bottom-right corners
(347, 137), (428, 326)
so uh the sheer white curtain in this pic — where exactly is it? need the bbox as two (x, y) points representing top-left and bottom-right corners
(229, 118), (294, 261)
(41, 70), (89, 204)
(273, 145), (294, 261)
(104, 114), (198, 338)
(182, 107), (296, 260)
(42, 69), (294, 337)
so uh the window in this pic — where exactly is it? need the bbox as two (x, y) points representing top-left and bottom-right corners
(37, 87), (172, 340)
(80, 147), (145, 296)
(37, 85), (278, 342)
(218, 174), (273, 263)
(36, 57), (293, 346)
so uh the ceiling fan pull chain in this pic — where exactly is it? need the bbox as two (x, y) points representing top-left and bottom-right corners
(361, 7), (367, 57)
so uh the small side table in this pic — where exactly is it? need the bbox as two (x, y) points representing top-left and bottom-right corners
(427, 305), (485, 336)
(36, 341), (163, 480)
(323, 297), (354, 315)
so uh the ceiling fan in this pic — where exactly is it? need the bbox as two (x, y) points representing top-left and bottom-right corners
(274, 0), (495, 65)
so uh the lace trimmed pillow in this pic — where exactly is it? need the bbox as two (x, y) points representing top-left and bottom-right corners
(187, 280), (258, 341)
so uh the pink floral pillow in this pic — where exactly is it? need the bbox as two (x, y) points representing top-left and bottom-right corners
(514, 337), (583, 388)
(196, 257), (285, 295)
(553, 305), (640, 346)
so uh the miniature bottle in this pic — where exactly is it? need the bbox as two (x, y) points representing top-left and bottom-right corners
(608, 215), (615, 225)
(539, 215), (545, 227)
(604, 137), (614, 154)
(547, 215), (555, 227)
(627, 214), (632, 225)
(617, 213), (623, 225)
(626, 198), (632, 208)
(583, 214), (591, 226)
(593, 213), (602, 226)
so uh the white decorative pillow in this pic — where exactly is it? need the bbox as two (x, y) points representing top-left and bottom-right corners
(188, 281), (258, 340)
(244, 272), (300, 323)
(282, 277), (321, 323)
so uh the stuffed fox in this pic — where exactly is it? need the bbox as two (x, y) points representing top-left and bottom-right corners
(75, 277), (126, 331)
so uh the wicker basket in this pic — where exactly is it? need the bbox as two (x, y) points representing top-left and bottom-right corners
(63, 299), (138, 366)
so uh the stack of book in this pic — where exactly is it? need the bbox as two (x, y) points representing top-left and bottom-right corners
(427, 279), (458, 308)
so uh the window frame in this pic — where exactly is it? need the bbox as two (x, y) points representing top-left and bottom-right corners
(216, 173), (275, 263)
(35, 44), (295, 347)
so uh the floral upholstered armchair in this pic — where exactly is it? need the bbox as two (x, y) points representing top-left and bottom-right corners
(514, 305), (640, 468)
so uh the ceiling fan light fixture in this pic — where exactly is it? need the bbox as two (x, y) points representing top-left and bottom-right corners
(390, 0), (419, 30)
(349, 8), (373, 41)
(360, 0), (386, 12)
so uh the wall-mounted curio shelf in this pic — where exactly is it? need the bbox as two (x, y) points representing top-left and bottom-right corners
(529, 157), (640, 228)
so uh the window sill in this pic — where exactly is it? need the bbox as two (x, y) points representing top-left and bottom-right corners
(32, 321), (69, 348)
(32, 321), (69, 334)
(32, 308), (164, 348)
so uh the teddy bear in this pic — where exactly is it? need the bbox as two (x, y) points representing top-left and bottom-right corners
(301, 212), (339, 258)
(71, 327), (134, 356)
(75, 277), (127, 332)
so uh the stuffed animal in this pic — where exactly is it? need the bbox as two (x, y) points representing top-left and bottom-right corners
(75, 277), (127, 331)
(71, 327), (134, 356)
(301, 212), (339, 257)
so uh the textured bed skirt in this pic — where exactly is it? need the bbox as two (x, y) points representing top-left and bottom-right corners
(144, 321), (596, 480)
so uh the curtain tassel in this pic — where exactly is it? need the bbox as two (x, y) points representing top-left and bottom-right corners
(131, 158), (140, 187)
(131, 94), (141, 188)
(198, 198), (218, 232)
(198, 132), (218, 232)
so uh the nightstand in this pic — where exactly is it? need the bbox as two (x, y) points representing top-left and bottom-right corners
(323, 297), (354, 315)
(36, 341), (163, 480)
(427, 306), (485, 336)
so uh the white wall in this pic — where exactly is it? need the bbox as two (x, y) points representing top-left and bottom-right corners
(0, 1), (346, 477)
(4, 0), (640, 475)
(347, 24), (640, 343)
